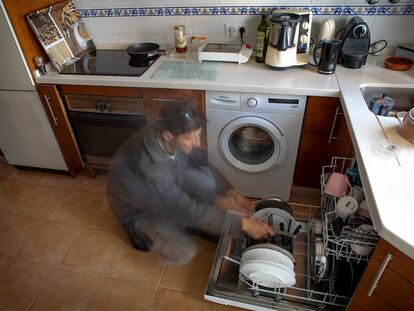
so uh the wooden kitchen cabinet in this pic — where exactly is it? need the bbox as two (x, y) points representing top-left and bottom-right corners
(36, 84), (83, 177)
(293, 96), (354, 188)
(347, 238), (414, 311)
(142, 88), (207, 151)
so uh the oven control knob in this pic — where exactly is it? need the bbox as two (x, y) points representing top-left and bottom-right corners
(247, 97), (258, 107)
(300, 34), (308, 44)
(302, 21), (309, 30)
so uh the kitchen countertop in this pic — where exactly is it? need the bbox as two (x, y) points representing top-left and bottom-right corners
(35, 55), (340, 97)
(35, 54), (414, 260)
(336, 58), (414, 260)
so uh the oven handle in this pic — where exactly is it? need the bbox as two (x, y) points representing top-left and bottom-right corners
(69, 110), (147, 123)
(68, 107), (145, 116)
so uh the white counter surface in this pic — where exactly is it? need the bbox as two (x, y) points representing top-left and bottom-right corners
(336, 59), (414, 260)
(35, 56), (340, 97)
(35, 55), (414, 259)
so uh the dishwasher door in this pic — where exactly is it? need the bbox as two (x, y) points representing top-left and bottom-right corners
(204, 215), (349, 311)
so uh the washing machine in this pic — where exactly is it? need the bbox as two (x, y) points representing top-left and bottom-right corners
(206, 91), (306, 200)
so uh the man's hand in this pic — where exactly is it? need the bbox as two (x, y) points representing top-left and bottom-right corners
(225, 188), (252, 216)
(242, 218), (275, 240)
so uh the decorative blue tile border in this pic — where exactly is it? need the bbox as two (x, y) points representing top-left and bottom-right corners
(78, 5), (414, 18)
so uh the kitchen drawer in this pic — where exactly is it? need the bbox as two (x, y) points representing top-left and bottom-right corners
(373, 238), (414, 284)
(360, 256), (414, 310)
(60, 85), (142, 97)
(65, 94), (145, 115)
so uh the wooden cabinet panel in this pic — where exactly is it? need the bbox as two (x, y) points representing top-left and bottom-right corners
(293, 96), (354, 188)
(360, 257), (414, 310)
(60, 85), (142, 97)
(373, 238), (414, 284)
(142, 88), (206, 151)
(36, 84), (83, 176)
(348, 280), (398, 311)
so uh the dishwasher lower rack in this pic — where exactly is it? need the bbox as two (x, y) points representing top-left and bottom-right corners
(205, 216), (350, 311)
(320, 157), (379, 263)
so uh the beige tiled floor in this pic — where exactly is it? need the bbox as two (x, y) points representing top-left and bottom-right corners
(0, 161), (320, 311)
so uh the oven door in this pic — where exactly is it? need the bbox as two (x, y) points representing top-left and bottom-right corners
(69, 110), (146, 167)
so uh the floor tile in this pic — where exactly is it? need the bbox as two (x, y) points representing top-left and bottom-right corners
(39, 172), (77, 189)
(150, 288), (215, 311)
(18, 221), (82, 264)
(13, 186), (68, 219)
(85, 197), (117, 229)
(89, 277), (155, 311)
(0, 211), (7, 222)
(108, 241), (165, 286)
(0, 165), (15, 181)
(46, 191), (102, 225)
(160, 237), (217, 294)
(214, 304), (244, 311)
(0, 182), (32, 213)
(0, 259), (53, 311)
(29, 267), (103, 311)
(72, 171), (107, 193)
(62, 228), (124, 275)
(0, 214), (42, 256)
(0, 255), (12, 275)
(5, 169), (47, 185)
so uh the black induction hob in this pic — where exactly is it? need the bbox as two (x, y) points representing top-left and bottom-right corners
(60, 49), (160, 77)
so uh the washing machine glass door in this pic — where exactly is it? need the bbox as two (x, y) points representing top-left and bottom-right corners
(219, 116), (288, 173)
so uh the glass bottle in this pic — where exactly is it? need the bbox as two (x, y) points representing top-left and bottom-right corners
(256, 15), (270, 63)
(174, 25), (187, 53)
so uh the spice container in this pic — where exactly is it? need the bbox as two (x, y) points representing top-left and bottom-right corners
(174, 25), (187, 53)
(398, 108), (414, 144)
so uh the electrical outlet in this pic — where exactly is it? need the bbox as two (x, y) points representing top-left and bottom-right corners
(225, 23), (249, 37)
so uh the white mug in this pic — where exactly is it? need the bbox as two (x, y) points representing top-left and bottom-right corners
(336, 196), (358, 222)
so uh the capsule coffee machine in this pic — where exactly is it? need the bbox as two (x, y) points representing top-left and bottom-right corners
(265, 9), (312, 69)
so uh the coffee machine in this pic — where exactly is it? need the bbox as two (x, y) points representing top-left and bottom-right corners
(338, 16), (371, 69)
(265, 9), (312, 69)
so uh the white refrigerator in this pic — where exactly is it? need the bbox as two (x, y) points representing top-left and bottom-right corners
(0, 2), (67, 171)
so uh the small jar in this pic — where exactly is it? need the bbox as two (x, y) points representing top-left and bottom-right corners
(174, 25), (187, 53)
(398, 108), (414, 144)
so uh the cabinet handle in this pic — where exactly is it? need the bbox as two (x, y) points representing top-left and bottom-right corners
(328, 107), (343, 143)
(367, 253), (393, 297)
(44, 94), (58, 126)
(152, 97), (187, 103)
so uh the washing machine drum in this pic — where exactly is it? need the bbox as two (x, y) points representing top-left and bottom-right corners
(219, 116), (288, 173)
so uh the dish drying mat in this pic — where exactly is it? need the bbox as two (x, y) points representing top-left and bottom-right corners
(151, 61), (220, 81)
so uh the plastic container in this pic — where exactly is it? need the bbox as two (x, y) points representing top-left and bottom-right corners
(398, 108), (414, 144)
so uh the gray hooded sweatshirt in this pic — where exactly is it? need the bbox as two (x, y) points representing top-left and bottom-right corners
(106, 124), (232, 234)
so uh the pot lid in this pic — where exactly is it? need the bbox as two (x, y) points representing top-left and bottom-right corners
(269, 13), (301, 25)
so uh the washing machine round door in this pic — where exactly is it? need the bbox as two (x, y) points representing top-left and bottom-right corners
(219, 116), (288, 173)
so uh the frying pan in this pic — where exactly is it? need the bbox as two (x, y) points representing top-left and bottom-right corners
(126, 42), (160, 59)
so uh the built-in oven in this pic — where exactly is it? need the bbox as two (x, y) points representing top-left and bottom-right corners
(64, 93), (147, 168)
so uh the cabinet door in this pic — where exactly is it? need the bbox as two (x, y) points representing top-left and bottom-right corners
(36, 84), (83, 176)
(293, 96), (354, 188)
(142, 88), (206, 151)
(347, 238), (414, 311)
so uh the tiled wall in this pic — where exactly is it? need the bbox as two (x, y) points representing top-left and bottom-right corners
(74, 0), (414, 52)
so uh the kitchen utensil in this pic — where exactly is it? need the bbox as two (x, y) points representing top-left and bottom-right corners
(368, 94), (395, 116)
(357, 200), (371, 219)
(398, 108), (414, 144)
(313, 38), (341, 75)
(311, 235), (329, 283)
(323, 172), (351, 197)
(338, 17), (370, 69)
(126, 43), (161, 59)
(384, 56), (413, 71)
(336, 196), (358, 223)
(348, 185), (365, 204)
(317, 18), (335, 41)
(240, 259), (296, 288)
(351, 224), (376, 256)
(265, 9), (312, 69)
(253, 196), (293, 215)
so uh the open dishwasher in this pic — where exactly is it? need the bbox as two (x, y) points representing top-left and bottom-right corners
(205, 162), (378, 310)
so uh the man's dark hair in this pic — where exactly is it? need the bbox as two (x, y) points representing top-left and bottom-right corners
(155, 101), (202, 136)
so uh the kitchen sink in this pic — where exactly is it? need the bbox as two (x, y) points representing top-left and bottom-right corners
(360, 85), (414, 116)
